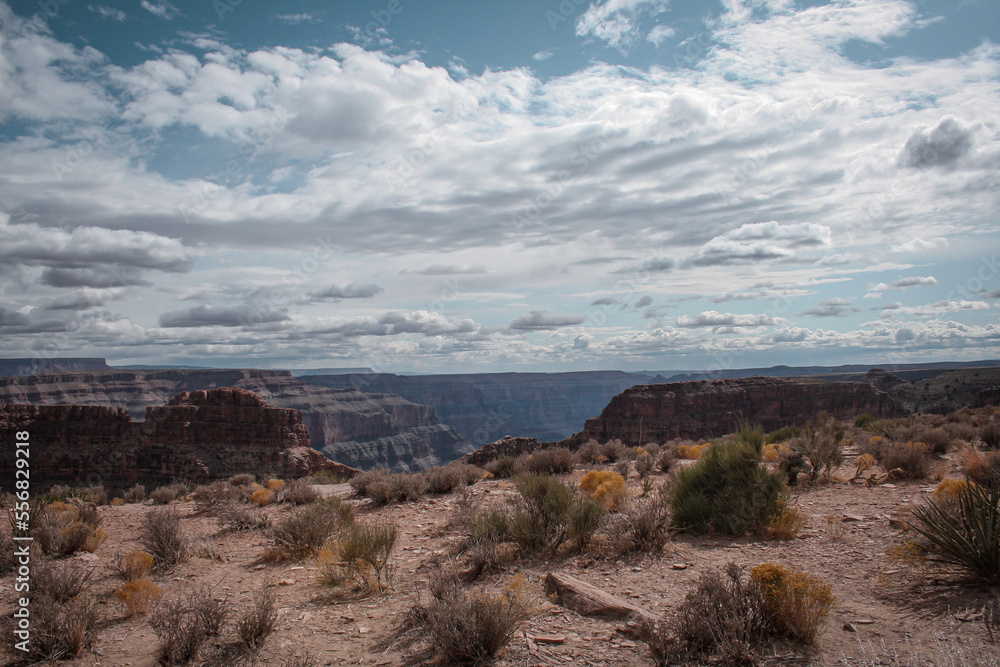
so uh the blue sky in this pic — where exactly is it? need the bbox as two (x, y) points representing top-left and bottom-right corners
(0, 0), (998, 373)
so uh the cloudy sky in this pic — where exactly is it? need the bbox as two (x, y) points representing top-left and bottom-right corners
(0, 0), (998, 373)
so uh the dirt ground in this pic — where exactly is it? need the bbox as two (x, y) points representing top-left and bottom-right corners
(2, 445), (999, 667)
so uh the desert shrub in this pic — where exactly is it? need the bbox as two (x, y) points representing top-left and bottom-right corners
(791, 412), (845, 481)
(981, 420), (1000, 449)
(122, 484), (146, 504)
(510, 474), (603, 554)
(2, 594), (100, 661)
(903, 426), (956, 455)
(419, 575), (534, 664)
(467, 503), (515, 545)
(485, 455), (518, 478)
(111, 497), (125, 506)
(150, 486), (178, 505)
(140, 508), (188, 568)
(266, 478), (286, 492)
(749, 564), (835, 644)
(151, 596), (209, 665)
(229, 473), (256, 486)
(425, 465), (464, 494)
(575, 440), (603, 465)
(880, 441), (932, 479)
(579, 470), (628, 511)
(656, 447), (676, 472)
(193, 585), (230, 637)
(237, 586), (278, 651)
(32, 501), (104, 556)
(309, 469), (344, 485)
(115, 578), (163, 617)
(945, 420), (979, 443)
(318, 519), (398, 593)
(677, 442), (709, 460)
(112, 549), (155, 581)
(670, 427), (785, 535)
(268, 497), (354, 560)
(349, 469), (387, 496)
(854, 413), (875, 428)
(216, 502), (272, 532)
(601, 439), (626, 463)
(283, 477), (321, 505)
(761, 442), (791, 463)
(934, 479), (978, 501)
(960, 447), (1000, 486)
(33, 558), (95, 603)
(251, 488), (277, 506)
(0, 532), (13, 575)
(635, 452), (654, 478)
(766, 425), (802, 444)
(908, 479), (1000, 583)
(518, 447), (575, 475)
(192, 481), (241, 508)
(642, 562), (773, 666)
(614, 458), (631, 478)
(765, 499), (808, 540)
(603, 485), (671, 555)
(351, 469), (428, 505)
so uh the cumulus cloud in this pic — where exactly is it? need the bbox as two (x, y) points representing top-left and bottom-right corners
(684, 222), (831, 267)
(509, 310), (585, 330)
(614, 257), (675, 274)
(868, 276), (939, 295)
(532, 50), (554, 61)
(892, 237), (948, 253)
(575, 0), (671, 53)
(647, 24), (676, 46)
(675, 311), (776, 328)
(799, 298), (859, 318)
(140, 0), (180, 20)
(159, 305), (289, 328)
(313, 310), (485, 337)
(899, 117), (973, 169)
(309, 283), (384, 300)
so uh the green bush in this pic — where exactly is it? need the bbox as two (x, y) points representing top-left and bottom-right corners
(670, 426), (785, 535)
(791, 412), (845, 481)
(766, 425), (802, 444)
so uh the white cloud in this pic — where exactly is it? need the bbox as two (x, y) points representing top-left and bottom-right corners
(576, 0), (671, 53)
(87, 4), (126, 21)
(532, 50), (554, 61)
(675, 311), (777, 328)
(646, 24), (676, 46)
(140, 0), (180, 20)
(509, 310), (585, 330)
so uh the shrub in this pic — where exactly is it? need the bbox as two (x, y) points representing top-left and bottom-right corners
(766, 425), (802, 444)
(791, 412), (845, 481)
(934, 478), (979, 501)
(113, 549), (155, 581)
(601, 439), (626, 463)
(420, 576), (534, 664)
(122, 484), (146, 504)
(237, 586), (278, 651)
(854, 414), (874, 429)
(251, 488), (277, 506)
(677, 443), (708, 460)
(960, 446), (1000, 486)
(603, 485), (671, 555)
(282, 477), (321, 505)
(981, 421), (1000, 449)
(33, 558), (94, 603)
(425, 465), (464, 494)
(82, 526), (107, 553)
(140, 508), (188, 569)
(656, 447), (676, 472)
(309, 469), (345, 485)
(945, 421), (979, 443)
(510, 474), (603, 554)
(642, 562), (773, 666)
(111, 497), (125, 506)
(904, 426), (956, 455)
(579, 470), (628, 511)
(635, 452), (654, 478)
(670, 427), (785, 535)
(266, 478), (286, 492)
(229, 473), (256, 486)
(2, 594), (100, 661)
(518, 447), (575, 475)
(485, 455), (517, 479)
(761, 442), (790, 463)
(880, 441), (932, 479)
(908, 479), (1000, 583)
(192, 585), (230, 637)
(115, 578), (163, 617)
(216, 502), (272, 532)
(318, 519), (398, 593)
(765, 500), (808, 540)
(749, 563), (835, 644)
(150, 486), (178, 505)
(350, 469), (429, 505)
(575, 440), (602, 465)
(32, 501), (104, 556)
(268, 497), (354, 560)
(151, 597), (209, 665)
(192, 481), (241, 508)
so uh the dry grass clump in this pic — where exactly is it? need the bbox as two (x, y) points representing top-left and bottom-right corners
(32, 500), (105, 556)
(251, 487), (277, 506)
(603, 485), (671, 555)
(237, 586), (278, 652)
(879, 441), (933, 479)
(425, 463), (483, 494)
(981, 420), (1000, 449)
(33, 557), (95, 602)
(350, 469), (429, 505)
(601, 439), (627, 463)
(150, 486), (178, 504)
(229, 473), (256, 486)
(934, 478), (979, 501)
(484, 455), (518, 478)
(266, 478), (286, 492)
(282, 477), (321, 505)
(677, 442), (709, 460)
(579, 470), (627, 510)
(267, 497), (354, 561)
(150, 586), (231, 665)
(114, 579), (163, 617)
(765, 499), (808, 540)
(317, 519), (399, 594)
(122, 484), (146, 504)
(575, 440), (603, 465)
(517, 447), (575, 475)
(112, 549), (155, 581)
(749, 563), (836, 644)
(192, 481), (242, 508)
(42, 484), (108, 506)
(791, 413), (845, 482)
(216, 502), (272, 532)
(959, 446), (1000, 486)
(140, 508), (188, 569)
(411, 574), (535, 664)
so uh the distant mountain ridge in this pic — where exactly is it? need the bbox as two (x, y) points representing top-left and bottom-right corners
(0, 358), (110, 376)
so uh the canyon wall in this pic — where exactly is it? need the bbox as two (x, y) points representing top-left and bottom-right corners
(0, 388), (354, 492)
(565, 376), (903, 448)
(0, 370), (470, 471)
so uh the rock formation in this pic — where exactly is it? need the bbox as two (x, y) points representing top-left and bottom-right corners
(463, 436), (547, 467)
(0, 388), (354, 493)
(564, 376), (903, 448)
(0, 369), (470, 471)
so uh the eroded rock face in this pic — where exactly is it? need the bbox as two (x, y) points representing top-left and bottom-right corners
(462, 436), (546, 466)
(0, 369), (470, 471)
(564, 376), (903, 447)
(0, 388), (354, 493)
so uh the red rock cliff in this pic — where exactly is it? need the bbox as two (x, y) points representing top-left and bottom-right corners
(566, 376), (903, 447)
(0, 388), (355, 493)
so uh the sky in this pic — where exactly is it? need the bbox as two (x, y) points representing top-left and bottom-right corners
(0, 0), (998, 374)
